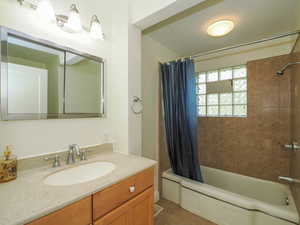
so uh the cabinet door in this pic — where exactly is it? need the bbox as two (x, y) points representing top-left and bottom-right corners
(94, 198), (130, 225)
(26, 196), (92, 225)
(130, 187), (154, 225)
(95, 187), (154, 225)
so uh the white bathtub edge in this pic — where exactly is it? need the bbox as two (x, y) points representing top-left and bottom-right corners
(162, 168), (299, 224)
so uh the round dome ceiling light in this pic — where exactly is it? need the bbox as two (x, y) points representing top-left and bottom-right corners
(207, 20), (234, 37)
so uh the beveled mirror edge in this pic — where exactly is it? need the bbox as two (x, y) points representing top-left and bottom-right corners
(0, 26), (106, 121)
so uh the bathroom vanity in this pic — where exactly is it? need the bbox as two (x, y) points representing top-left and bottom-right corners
(0, 147), (156, 225)
(27, 167), (154, 225)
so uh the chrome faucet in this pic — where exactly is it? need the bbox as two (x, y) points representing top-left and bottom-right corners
(66, 144), (77, 164)
(66, 144), (87, 164)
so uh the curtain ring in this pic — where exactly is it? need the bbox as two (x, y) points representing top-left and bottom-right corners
(131, 96), (143, 114)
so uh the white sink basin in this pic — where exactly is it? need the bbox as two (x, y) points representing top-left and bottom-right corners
(44, 162), (115, 186)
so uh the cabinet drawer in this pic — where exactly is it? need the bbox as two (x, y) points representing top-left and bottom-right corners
(26, 196), (92, 225)
(93, 167), (154, 220)
(94, 187), (154, 225)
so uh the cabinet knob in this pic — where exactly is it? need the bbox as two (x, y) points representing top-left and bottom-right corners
(129, 186), (136, 193)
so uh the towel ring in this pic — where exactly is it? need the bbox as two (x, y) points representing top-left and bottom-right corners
(131, 96), (143, 114)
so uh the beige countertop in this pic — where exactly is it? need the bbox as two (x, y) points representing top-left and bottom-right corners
(0, 149), (156, 225)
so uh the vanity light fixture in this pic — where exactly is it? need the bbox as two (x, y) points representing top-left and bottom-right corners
(36, 0), (56, 23)
(66, 4), (82, 32)
(89, 15), (104, 40)
(17, 0), (105, 40)
(57, 4), (83, 33)
(207, 20), (234, 37)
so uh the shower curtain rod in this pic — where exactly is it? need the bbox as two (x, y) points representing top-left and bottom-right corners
(164, 30), (300, 63)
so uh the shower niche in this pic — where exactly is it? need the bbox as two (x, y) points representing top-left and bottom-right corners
(0, 27), (105, 120)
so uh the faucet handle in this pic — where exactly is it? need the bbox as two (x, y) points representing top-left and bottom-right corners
(80, 149), (88, 161)
(67, 145), (76, 165)
(44, 155), (61, 168)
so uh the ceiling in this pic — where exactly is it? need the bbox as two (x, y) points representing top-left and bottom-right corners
(145, 0), (300, 56)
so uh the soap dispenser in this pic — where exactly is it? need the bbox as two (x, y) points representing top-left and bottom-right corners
(0, 145), (17, 183)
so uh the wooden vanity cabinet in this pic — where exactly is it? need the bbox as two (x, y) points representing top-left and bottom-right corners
(94, 187), (154, 225)
(26, 167), (154, 225)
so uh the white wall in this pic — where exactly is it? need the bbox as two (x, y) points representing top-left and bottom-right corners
(141, 34), (179, 200)
(130, 0), (206, 29)
(110, 0), (142, 156)
(110, 0), (130, 155)
(130, 0), (176, 24)
(0, 0), (142, 158)
(128, 24), (142, 156)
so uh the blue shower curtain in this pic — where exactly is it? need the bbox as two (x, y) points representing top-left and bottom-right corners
(160, 58), (203, 182)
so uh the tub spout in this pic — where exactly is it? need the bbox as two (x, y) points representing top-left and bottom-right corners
(279, 176), (300, 184)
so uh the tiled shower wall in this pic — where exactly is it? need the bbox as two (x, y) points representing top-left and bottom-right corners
(159, 53), (294, 188)
(290, 39), (300, 213)
(199, 54), (292, 182)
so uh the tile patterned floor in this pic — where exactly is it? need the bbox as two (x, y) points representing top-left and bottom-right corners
(155, 199), (217, 225)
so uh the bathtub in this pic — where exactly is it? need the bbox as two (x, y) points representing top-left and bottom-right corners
(162, 166), (299, 225)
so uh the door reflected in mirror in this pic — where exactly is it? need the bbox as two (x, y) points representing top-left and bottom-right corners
(7, 35), (64, 116)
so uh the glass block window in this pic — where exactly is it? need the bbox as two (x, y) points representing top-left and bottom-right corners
(196, 65), (247, 117)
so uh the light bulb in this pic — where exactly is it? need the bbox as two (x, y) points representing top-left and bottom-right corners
(36, 0), (56, 23)
(65, 4), (82, 32)
(89, 15), (104, 40)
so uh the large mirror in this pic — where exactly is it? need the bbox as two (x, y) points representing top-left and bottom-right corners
(0, 27), (105, 120)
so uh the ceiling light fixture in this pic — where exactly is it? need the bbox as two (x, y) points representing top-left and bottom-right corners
(207, 20), (234, 37)
(17, 0), (105, 40)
